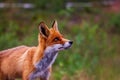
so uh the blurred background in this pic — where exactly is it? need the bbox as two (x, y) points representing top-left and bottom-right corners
(0, 0), (120, 80)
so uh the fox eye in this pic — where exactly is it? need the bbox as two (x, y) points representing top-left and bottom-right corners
(53, 37), (59, 42)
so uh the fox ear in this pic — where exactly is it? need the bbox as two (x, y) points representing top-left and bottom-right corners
(39, 22), (50, 38)
(52, 20), (59, 32)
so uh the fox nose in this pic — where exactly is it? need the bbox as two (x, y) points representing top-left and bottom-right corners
(69, 41), (73, 45)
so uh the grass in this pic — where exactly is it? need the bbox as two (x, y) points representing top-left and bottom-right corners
(0, 10), (120, 80)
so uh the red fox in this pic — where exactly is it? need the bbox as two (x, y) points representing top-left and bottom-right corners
(0, 20), (73, 80)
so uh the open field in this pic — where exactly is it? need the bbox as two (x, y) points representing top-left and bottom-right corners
(0, 8), (120, 80)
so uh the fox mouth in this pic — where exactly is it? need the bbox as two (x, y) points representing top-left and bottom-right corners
(64, 45), (72, 49)
(58, 47), (64, 49)
(58, 45), (71, 50)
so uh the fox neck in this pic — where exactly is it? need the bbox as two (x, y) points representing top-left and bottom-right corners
(29, 48), (58, 79)
(34, 49), (58, 73)
(33, 35), (47, 65)
(30, 35), (58, 78)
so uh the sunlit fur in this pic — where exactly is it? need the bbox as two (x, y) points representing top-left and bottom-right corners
(0, 21), (72, 80)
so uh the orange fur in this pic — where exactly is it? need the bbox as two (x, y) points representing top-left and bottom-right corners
(0, 21), (72, 80)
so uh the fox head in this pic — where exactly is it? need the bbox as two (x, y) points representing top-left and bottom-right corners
(38, 20), (73, 52)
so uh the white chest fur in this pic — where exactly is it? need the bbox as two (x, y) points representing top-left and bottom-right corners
(35, 51), (58, 71)
(29, 46), (58, 79)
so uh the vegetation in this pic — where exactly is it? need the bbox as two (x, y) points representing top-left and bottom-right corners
(0, 1), (120, 80)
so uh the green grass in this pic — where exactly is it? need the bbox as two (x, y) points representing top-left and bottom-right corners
(0, 10), (120, 80)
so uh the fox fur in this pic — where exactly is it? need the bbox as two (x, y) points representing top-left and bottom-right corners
(0, 20), (73, 80)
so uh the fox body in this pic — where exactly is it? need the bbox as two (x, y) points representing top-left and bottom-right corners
(0, 21), (73, 80)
